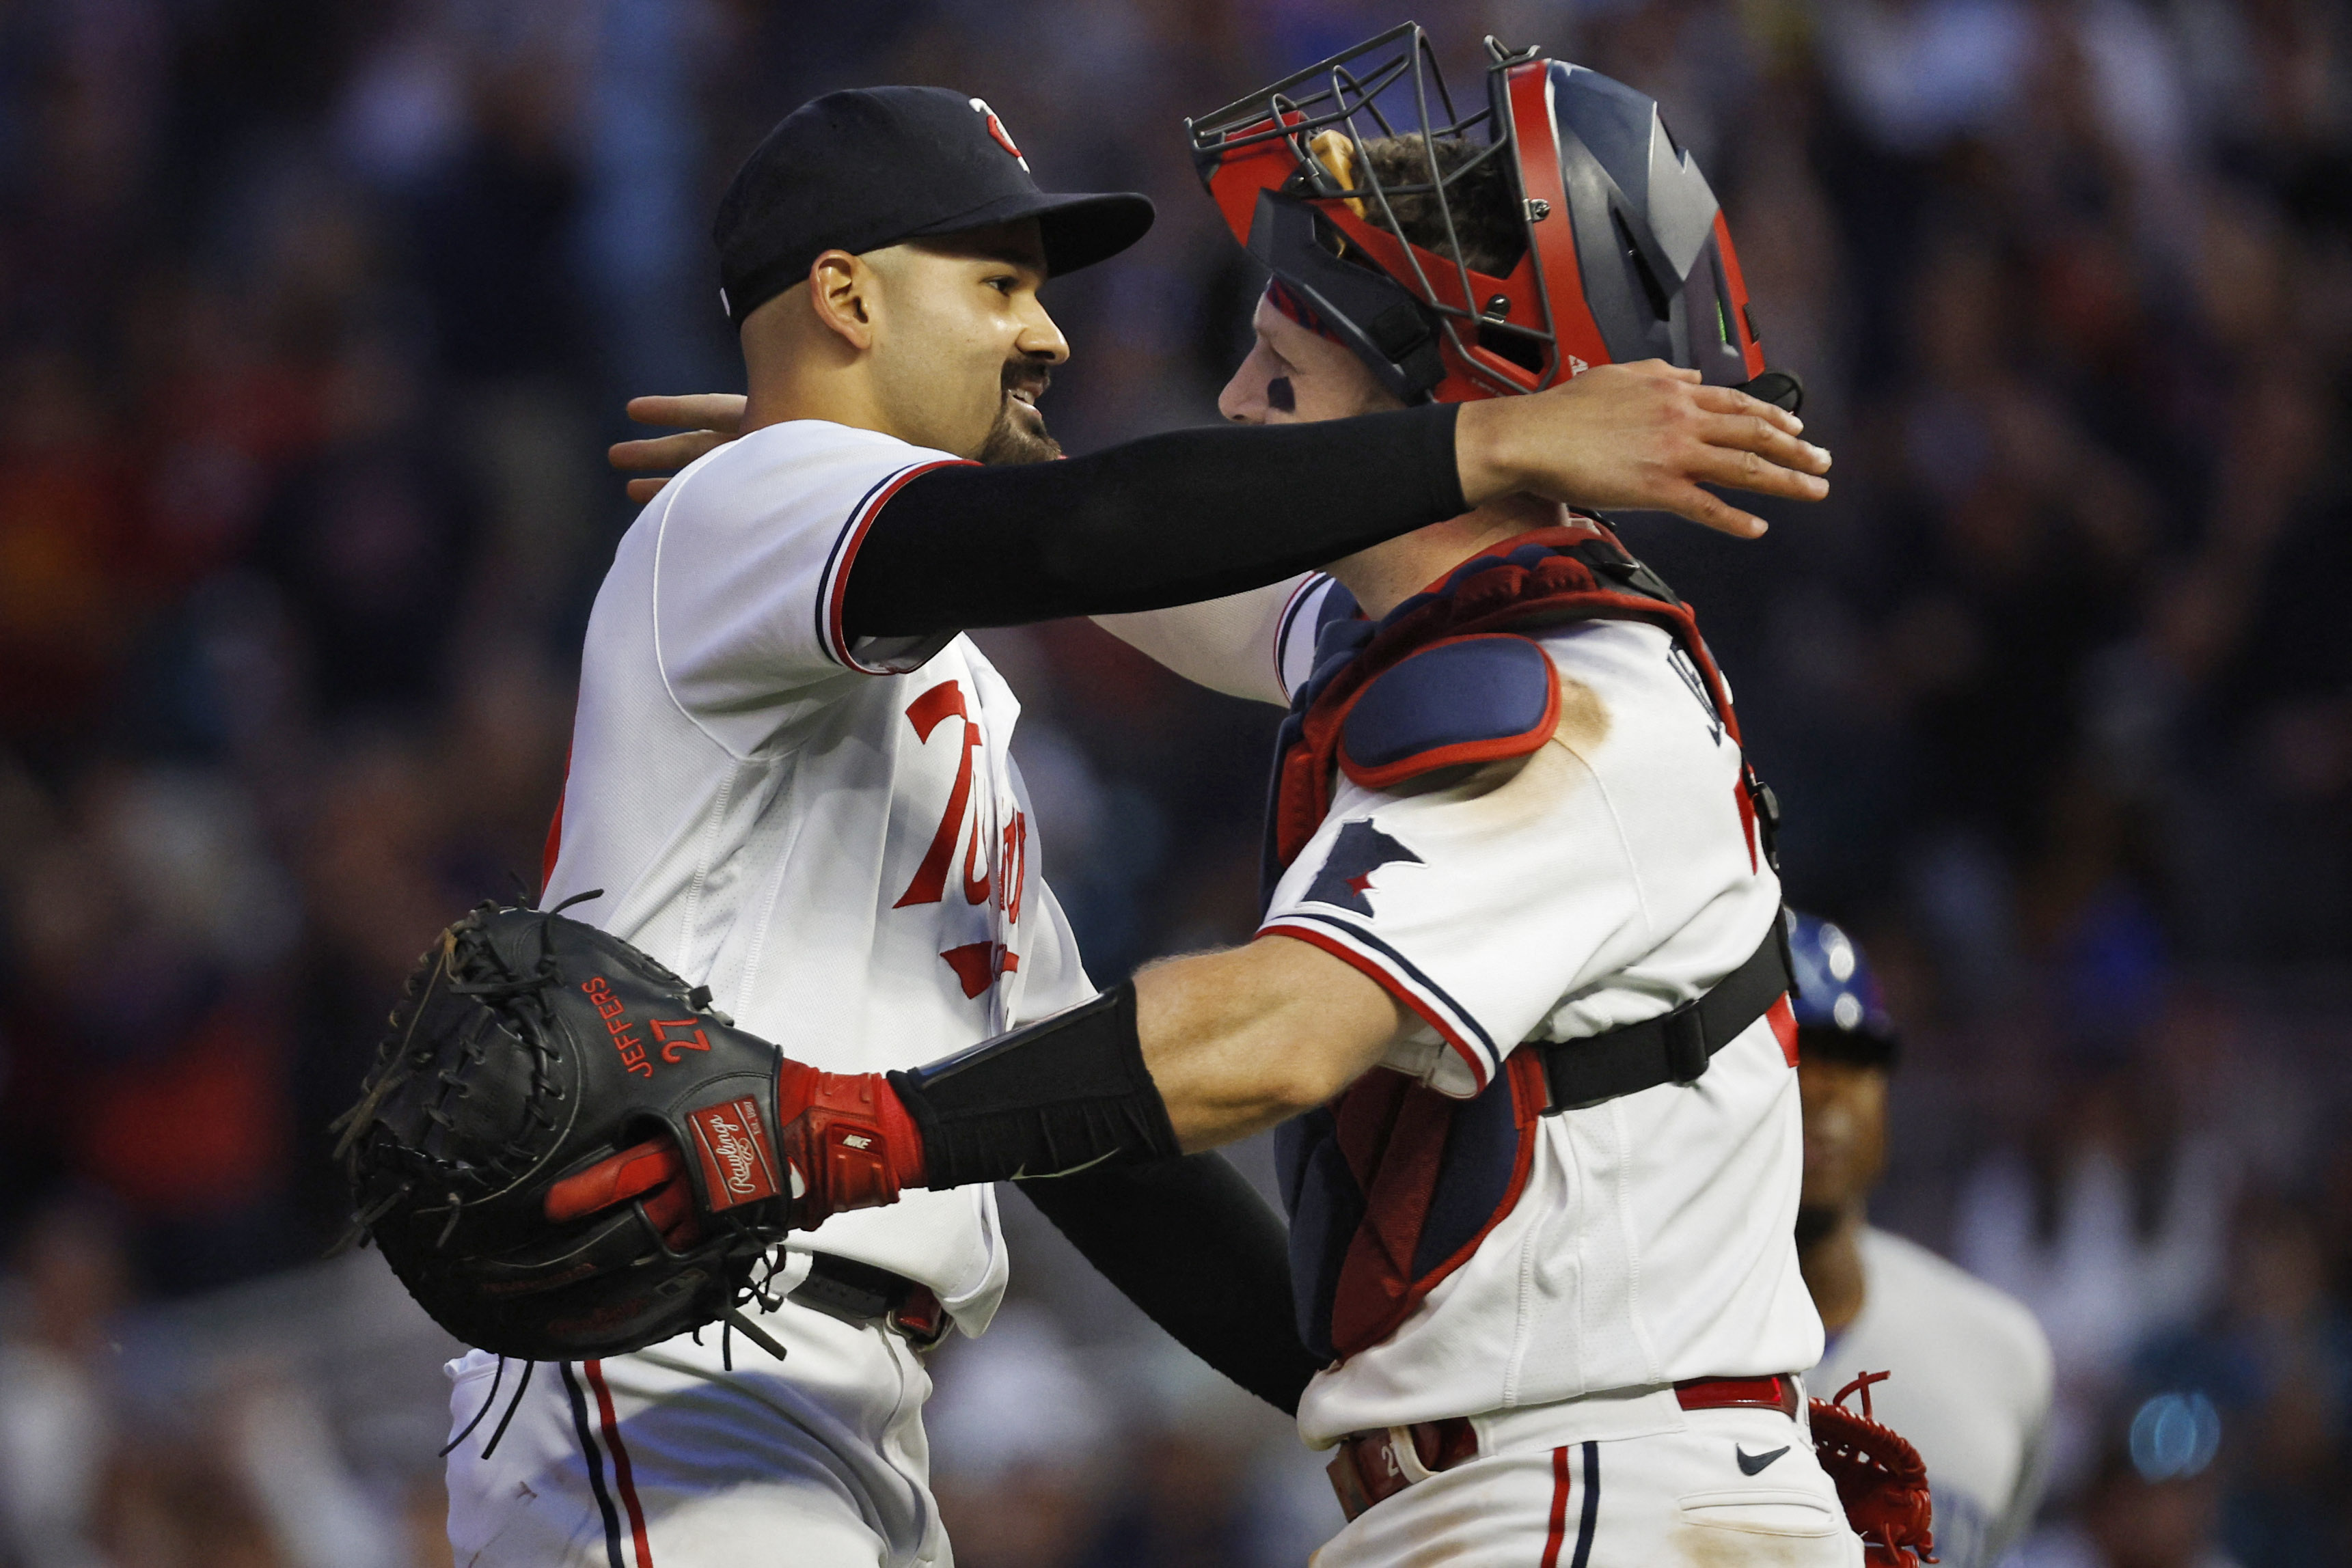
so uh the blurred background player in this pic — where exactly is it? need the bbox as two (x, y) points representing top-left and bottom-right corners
(2010, 1393), (2239, 1568)
(1792, 909), (2055, 1567)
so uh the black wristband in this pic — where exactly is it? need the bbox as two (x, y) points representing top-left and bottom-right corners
(844, 404), (1464, 638)
(1016, 1154), (1321, 1416)
(887, 982), (1181, 1189)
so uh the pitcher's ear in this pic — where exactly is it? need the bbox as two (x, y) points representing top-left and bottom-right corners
(807, 249), (876, 350)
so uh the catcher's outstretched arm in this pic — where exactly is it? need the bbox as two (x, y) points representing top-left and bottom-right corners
(879, 936), (1396, 1189)
(1089, 578), (1307, 706)
(357, 903), (1353, 1367)
(547, 935), (1406, 1244)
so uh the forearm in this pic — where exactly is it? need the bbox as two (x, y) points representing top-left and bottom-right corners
(1015, 1154), (1322, 1414)
(1132, 939), (1402, 1150)
(844, 407), (1462, 637)
(888, 940), (1398, 1185)
(1089, 577), (1309, 706)
(620, 366), (1825, 558)
(750, 944), (1406, 1231)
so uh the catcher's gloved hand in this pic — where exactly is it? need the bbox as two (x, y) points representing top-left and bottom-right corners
(335, 900), (913, 1363)
(545, 1062), (929, 1242)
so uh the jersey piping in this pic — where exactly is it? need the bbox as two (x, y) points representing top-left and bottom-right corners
(1540, 1441), (1602, 1568)
(584, 1359), (655, 1568)
(1264, 908), (1496, 1090)
(560, 1361), (627, 1568)
(816, 458), (973, 673)
(647, 453), (751, 762)
(1273, 573), (1332, 699)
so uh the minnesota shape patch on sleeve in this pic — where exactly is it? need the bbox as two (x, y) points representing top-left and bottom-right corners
(1303, 821), (1423, 916)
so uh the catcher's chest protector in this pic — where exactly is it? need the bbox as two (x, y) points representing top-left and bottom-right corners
(1265, 527), (1764, 1364)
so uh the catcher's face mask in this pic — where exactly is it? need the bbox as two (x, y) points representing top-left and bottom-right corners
(1188, 24), (1770, 405)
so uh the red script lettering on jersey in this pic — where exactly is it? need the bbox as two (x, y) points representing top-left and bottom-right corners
(895, 680), (985, 908)
(940, 941), (1021, 999)
(1002, 810), (1028, 923)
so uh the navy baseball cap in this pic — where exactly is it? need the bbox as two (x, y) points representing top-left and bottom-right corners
(714, 86), (1156, 326)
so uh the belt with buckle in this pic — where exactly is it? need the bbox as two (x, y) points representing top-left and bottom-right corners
(1326, 1375), (1803, 1522)
(787, 1253), (949, 1349)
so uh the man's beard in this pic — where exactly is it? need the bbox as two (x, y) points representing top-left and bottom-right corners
(977, 362), (1062, 465)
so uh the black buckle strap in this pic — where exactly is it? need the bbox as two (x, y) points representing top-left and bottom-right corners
(791, 1253), (920, 1325)
(1745, 766), (1783, 872)
(1565, 536), (1685, 608)
(789, 1253), (951, 1349)
(1539, 920), (1792, 1112)
(784, 1254), (950, 1350)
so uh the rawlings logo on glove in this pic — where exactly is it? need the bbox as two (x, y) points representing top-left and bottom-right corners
(689, 1098), (784, 1207)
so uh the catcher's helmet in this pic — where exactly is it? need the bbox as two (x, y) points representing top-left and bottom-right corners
(1188, 24), (1788, 408)
(1785, 909), (1898, 1064)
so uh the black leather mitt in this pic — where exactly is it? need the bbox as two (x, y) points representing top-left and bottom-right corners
(333, 899), (795, 1362)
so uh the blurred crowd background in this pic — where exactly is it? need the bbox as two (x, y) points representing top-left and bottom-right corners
(0, 0), (2345, 1564)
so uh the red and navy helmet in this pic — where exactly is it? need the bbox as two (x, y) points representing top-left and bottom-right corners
(1786, 909), (1899, 1065)
(1187, 24), (1790, 409)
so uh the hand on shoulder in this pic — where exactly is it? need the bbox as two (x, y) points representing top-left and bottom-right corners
(610, 394), (750, 503)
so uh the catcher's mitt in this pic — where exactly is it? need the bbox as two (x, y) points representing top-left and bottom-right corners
(1810, 1371), (1937, 1566)
(333, 898), (796, 1365)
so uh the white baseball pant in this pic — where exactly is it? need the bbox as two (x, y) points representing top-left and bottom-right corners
(444, 1295), (946, 1568)
(1311, 1403), (1865, 1568)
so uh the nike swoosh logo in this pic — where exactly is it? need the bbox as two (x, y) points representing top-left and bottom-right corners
(1736, 1445), (1790, 1474)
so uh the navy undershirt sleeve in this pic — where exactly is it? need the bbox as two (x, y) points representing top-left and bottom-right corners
(885, 984), (1319, 1411)
(1015, 1154), (1321, 1416)
(842, 403), (1464, 637)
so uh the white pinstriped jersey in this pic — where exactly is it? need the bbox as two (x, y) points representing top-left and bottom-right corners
(538, 418), (1094, 1329)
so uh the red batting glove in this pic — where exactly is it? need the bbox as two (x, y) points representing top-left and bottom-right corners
(768, 1062), (928, 1229)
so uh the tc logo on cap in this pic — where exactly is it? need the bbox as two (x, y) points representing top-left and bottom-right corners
(969, 98), (1028, 171)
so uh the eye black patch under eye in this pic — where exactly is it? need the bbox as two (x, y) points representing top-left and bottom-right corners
(1266, 376), (1296, 412)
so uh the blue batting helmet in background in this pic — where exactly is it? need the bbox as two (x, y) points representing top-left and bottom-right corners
(1786, 909), (1898, 1062)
